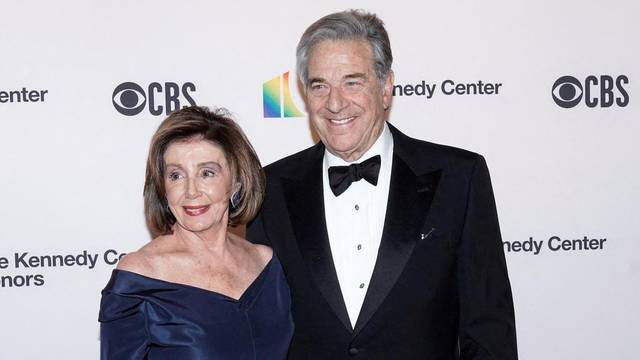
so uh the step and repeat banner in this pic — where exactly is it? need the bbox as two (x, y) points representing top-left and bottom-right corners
(1, 1), (638, 358)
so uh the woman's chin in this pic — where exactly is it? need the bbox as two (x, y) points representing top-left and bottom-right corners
(175, 219), (225, 234)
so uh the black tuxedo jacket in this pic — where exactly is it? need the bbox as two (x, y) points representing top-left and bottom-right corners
(248, 124), (517, 359)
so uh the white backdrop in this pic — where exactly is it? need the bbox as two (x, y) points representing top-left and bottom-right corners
(1, 1), (638, 358)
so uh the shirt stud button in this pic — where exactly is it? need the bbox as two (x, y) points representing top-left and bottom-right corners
(357, 244), (362, 250)
(354, 204), (360, 210)
(359, 283), (365, 289)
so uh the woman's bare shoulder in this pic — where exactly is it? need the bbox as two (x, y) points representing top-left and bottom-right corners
(116, 235), (175, 277)
(253, 243), (274, 263)
(229, 233), (273, 264)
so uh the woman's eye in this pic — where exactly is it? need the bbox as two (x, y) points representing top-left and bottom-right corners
(168, 172), (183, 181)
(202, 169), (216, 177)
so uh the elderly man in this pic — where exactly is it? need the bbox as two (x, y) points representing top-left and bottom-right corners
(248, 9), (517, 359)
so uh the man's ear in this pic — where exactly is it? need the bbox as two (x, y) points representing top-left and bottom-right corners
(382, 70), (394, 110)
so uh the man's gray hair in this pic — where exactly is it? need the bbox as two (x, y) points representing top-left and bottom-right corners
(296, 9), (393, 89)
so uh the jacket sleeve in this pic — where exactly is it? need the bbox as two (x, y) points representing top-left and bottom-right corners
(457, 155), (518, 359)
(99, 292), (149, 360)
(247, 209), (272, 246)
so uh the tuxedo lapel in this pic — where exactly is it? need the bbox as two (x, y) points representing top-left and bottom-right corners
(352, 131), (441, 336)
(281, 144), (353, 333)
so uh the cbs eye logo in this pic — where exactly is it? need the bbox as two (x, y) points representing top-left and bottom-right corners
(112, 81), (197, 116)
(552, 76), (583, 108)
(552, 75), (629, 108)
(112, 82), (146, 116)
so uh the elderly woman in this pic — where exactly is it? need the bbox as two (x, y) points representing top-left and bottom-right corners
(98, 106), (293, 359)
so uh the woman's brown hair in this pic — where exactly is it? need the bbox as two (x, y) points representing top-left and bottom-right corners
(143, 106), (264, 237)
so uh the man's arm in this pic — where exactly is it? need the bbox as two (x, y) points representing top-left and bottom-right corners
(247, 210), (271, 246)
(457, 155), (518, 360)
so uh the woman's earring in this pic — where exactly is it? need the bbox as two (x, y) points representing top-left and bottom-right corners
(230, 191), (241, 209)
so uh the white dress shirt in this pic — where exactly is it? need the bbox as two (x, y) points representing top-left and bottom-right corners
(322, 122), (394, 328)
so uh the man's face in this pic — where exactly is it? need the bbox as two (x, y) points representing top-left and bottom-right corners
(306, 39), (393, 162)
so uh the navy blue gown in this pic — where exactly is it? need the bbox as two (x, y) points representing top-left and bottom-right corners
(98, 256), (293, 359)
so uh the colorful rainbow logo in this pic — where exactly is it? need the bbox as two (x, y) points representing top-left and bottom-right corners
(263, 71), (305, 118)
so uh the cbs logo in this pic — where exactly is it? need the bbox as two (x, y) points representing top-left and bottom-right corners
(112, 82), (197, 116)
(552, 75), (629, 108)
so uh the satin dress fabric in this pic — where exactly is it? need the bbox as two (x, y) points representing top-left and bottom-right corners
(98, 256), (293, 359)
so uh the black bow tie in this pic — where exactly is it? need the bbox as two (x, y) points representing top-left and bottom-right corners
(328, 155), (381, 196)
